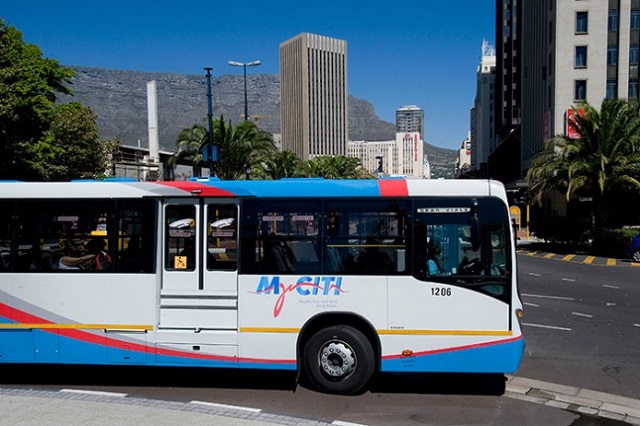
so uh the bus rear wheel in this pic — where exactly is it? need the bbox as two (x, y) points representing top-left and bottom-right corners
(303, 325), (374, 395)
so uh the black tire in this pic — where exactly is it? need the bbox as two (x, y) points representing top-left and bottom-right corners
(303, 325), (375, 395)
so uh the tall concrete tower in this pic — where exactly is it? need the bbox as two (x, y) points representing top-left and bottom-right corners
(279, 33), (348, 160)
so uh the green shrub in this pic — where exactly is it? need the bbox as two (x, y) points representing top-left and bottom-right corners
(591, 229), (638, 257)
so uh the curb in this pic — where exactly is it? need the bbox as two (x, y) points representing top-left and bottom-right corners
(506, 376), (640, 425)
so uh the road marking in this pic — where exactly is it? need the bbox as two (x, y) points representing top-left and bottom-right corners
(523, 302), (539, 307)
(527, 272), (541, 277)
(333, 421), (369, 426)
(522, 293), (576, 301)
(603, 284), (619, 289)
(572, 312), (593, 318)
(561, 278), (576, 282)
(562, 254), (575, 261)
(544, 253), (555, 259)
(527, 251), (538, 256)
(606, 258), (616, 266)
(583, 256), (596, 264)
(60, 389), (127, 398)
(523, 322), (572, 331)
(190, 401), (262, 413)
(634, 324), (640, 328)
(606, 302), (616, 306)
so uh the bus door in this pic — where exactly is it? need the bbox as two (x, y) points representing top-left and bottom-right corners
(159, 199), (238, 332)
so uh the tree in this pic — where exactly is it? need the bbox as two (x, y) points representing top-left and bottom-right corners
(26, 102), (119, 180)
(170, 117), (277, 180)
(254, 150), (303, 180)
(0, 19), (75, 179)
(526, 99), (640, 231)
(214, 118), (277, 180)
(298, 155), (370, 179)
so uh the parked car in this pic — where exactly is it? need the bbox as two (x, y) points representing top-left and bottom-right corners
(631, 232), (640, 263)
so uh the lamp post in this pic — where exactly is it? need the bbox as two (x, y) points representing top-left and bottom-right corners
(204, 67), (215, 177)
(228, 60), (261, 120)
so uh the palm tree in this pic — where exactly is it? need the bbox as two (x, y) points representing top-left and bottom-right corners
(214, 117), (277, 180)
(526, 98), (640, 231)
(169, 117), (276, 180)
(255, 150), (302, 180)
(166, 124), (208, 175)
(298, 155), (369, 179)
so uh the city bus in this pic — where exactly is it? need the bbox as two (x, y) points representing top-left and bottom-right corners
(0, 177), (524, 394)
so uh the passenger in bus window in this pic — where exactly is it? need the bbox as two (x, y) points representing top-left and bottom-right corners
(426, 239), (443, 275)
(58, 239), (110, 270)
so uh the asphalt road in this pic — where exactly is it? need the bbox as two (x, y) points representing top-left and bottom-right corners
(517, 253), (640, 400)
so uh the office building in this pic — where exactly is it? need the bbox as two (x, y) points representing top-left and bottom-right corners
(279, 33), (348, 160)
(491, 0), (638, 186)
(348, 132), (426, 178)
(395, 105), (425, 142)
(470, 40), (496, 172)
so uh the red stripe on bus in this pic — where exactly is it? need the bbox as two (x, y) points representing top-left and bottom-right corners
(156, 181), (236, 196)
(378, 179), (409, 197)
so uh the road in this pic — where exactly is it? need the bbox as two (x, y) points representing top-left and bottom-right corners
(1, 254), (638, 425)
(517, 254), (640, 400)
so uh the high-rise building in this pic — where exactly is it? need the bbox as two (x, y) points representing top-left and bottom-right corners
(489, 0), (523, 184)
(491, 0), (637, 186)
(395, 105), (425, 141)
(279, 33), (348, 160)
(470, 40), (496, 172)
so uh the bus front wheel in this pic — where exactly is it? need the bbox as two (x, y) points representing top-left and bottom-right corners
(303, 325), (375, 395)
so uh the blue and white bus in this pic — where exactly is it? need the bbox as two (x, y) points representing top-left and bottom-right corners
(0, 177), (524, 394)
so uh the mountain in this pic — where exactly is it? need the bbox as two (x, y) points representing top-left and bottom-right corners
(59, 66), (456, 172)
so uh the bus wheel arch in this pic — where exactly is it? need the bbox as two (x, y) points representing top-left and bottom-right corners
(297, 313), (379, 395)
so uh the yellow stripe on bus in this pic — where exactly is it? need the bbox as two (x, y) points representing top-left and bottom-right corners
(0, 324), (153, 331)
(240, 327), (512, 336)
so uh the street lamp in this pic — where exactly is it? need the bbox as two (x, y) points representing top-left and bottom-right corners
(228, 60), (261, 120)
(204, 67), (217, 177)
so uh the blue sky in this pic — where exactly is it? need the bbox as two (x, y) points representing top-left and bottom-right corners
(2, 1), (495, 150)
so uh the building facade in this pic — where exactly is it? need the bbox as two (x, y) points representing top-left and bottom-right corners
(470, 40), (496, 172)
(395, 105), (425, 141)
(492, 0), (639, 186)
(279, 33), (348, 160)
(348, 132), (426, 178)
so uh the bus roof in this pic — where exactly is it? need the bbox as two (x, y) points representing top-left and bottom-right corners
(0, 178), (507, 200)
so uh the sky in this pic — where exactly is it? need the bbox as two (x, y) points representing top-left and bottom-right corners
(2, 1), (495, 150)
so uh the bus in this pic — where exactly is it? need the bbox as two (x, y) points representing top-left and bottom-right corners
(0, 177), (524, 394)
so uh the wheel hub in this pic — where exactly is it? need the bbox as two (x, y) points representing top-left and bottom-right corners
(319, 341), (356, 379)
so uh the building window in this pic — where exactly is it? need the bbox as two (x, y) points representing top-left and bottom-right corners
(575, 46), (588, 68)
(632, 9), (640, 30)
(630, 45), (640, 65)
(607, 46), (618, 65)
(576, 11), (588, 33)
(606, 80), (617, 99)
(575, 80), (587, 101)
(609, 10), (619, 31)
(629, 80), (639, 99)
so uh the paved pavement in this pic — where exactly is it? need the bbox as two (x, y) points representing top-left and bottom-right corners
(2, 376), (640, 425)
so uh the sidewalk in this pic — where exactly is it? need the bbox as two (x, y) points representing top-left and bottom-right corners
(0, 388), (338, 426)
(2, 377), (640, 425)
